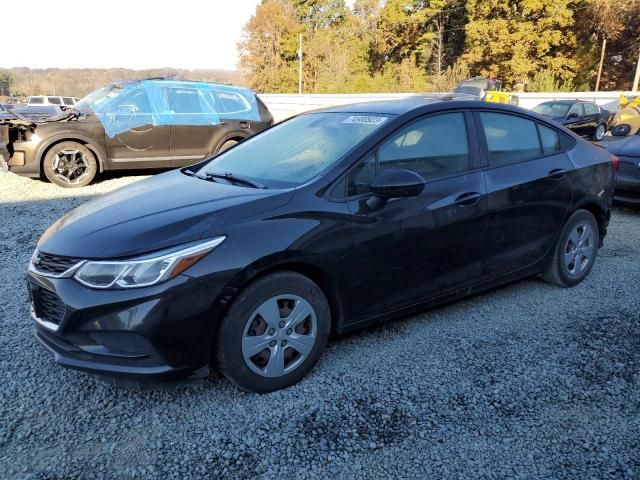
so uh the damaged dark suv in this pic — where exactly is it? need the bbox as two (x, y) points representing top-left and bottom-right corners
(0, 79), (273, 187)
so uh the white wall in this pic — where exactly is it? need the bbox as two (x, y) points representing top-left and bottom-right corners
(259, 91), (633, 122)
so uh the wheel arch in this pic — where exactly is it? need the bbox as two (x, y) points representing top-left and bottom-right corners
(573, 200), (609, 245)
(37, 136), (107, 174)
(220, 258), (346, 337)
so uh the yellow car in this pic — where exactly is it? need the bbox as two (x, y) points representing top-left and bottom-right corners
(454, 77), (519, 105)
(611, 94), (640, 136)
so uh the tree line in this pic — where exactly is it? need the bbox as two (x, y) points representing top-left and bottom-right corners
(239, 0), (640, 93)
(0, 68), (241, 99)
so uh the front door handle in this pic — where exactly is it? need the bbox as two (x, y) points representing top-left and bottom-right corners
(548, 168), (567, 179)
(239, 121), (250, 129)
(454, 192), (482, 206)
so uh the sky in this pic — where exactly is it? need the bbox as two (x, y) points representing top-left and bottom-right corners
(2, 0), (263, 71)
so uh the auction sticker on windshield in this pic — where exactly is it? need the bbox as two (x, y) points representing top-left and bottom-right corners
(342, 115), (388, 125)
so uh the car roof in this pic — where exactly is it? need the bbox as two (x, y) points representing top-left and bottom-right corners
(110, 78), (250, 92)
(538, 99), (592, 105)
(312, 97), (526, 116)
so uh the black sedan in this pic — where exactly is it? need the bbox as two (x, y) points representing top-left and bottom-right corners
(28, 99), (616, 392)
(606, 135), (640, 205)
(531, 100), (610, 141)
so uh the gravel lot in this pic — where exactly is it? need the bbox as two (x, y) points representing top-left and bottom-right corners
(0, 170), (639, 479)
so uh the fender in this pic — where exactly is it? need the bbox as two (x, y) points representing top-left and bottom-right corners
(35, 132), (108, 172)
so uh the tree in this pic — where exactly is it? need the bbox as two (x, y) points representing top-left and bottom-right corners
(0, 70), (14, 97)
(238, 0), (302, 92)
(463, 0), (579, 88)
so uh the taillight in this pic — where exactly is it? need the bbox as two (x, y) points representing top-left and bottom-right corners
(611, 154), (620, 172)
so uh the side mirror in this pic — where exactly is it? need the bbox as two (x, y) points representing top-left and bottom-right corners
(367, 168), (426, 209)
(567, 112), (579, 119)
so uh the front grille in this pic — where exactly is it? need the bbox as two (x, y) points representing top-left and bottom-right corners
(618, 160), (640, 179)
(34, 288), (66, 326)
(33, 251), (82, 276)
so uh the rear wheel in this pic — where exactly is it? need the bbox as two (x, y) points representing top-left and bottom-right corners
(542, 210), (599, 287)
(216, 271), (330, 393)
(592, 123), (606, 141)
(43, 141), (97, 188)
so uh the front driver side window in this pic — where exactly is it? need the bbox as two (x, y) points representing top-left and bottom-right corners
(567, 103), (583, 117)
(348, 112), (470, 196)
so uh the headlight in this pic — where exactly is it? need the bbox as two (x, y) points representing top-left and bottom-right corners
(74, 236), (225, 289)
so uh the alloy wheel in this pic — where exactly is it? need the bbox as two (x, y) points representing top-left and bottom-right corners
(563, 222), (595, 277)
(241, 294), (317, 378)
(52, 149), (92, 185)
(595, 124), (605, 141)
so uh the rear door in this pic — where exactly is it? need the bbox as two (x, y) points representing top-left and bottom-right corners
(166, 85), (227, 167)
(582, 102), (600, 136)
(476, 110), (573, 277)
(346, 111), (488, 319)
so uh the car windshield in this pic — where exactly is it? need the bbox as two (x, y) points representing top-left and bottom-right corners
(532, 102), (571, 117)
(199, 112), (392, 188)
(75, 84), (125, 113)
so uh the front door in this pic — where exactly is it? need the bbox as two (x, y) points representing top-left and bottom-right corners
(346, 111), (488, 321)
(476, 111), (573, 277)
(104, 86), (171, 167)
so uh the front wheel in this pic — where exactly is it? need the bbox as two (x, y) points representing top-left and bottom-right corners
(42, 141), (97, 188)
(592, 123), (606, 141)
(216, 272), (330, 393)
(542, 210), (599, 287)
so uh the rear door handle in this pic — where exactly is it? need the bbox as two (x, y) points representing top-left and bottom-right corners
(454, 192), (482, 206)
(548, 168), (567, 179)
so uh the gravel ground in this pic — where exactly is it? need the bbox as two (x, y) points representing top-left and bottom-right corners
(0, 170), (639, 479)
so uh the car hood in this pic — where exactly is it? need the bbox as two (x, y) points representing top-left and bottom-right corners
(606, 135), (640, 157)
(38, 169), (294, 258)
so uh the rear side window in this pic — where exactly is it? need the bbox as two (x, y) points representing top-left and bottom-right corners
(29, 97), (44, 104)
(538, 124), (561, 154)
(584, 103), (599, 115)
(479, 112), (541, 166)
(48, 97), (62, 105)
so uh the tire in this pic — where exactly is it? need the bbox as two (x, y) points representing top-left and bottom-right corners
(611, 124), (631, 136)
(218, 139), (238, 153)
(216, 271), (331, 393)
(43, 141), (97, 188)
(592, 123), (606, 141)
(542, 209), (599, 288)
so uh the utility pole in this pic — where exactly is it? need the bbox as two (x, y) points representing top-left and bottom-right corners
(595, 37), (607, 92)
(633, 48), (640, 92)
(298, 33), (303, 95)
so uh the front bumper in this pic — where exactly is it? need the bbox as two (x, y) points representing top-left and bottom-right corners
(28, 269), (231, 388)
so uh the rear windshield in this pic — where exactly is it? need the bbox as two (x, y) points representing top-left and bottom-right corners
(200, 112), (392, 188)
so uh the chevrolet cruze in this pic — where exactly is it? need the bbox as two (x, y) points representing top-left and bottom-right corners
(27, 98), (616, 393)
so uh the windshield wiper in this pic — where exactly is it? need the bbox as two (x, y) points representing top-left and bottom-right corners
(204, 171), (267, 189)
(184, 168), (267, 189)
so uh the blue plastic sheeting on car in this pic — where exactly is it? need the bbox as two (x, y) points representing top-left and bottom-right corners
(83, 80), (260, 138)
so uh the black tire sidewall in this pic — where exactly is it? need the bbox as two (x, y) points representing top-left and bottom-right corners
(43, 142), (97, 188)
(593, 123), (605, 141)
(216, 272), (330, 393)
(554, 210), (599, 287)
